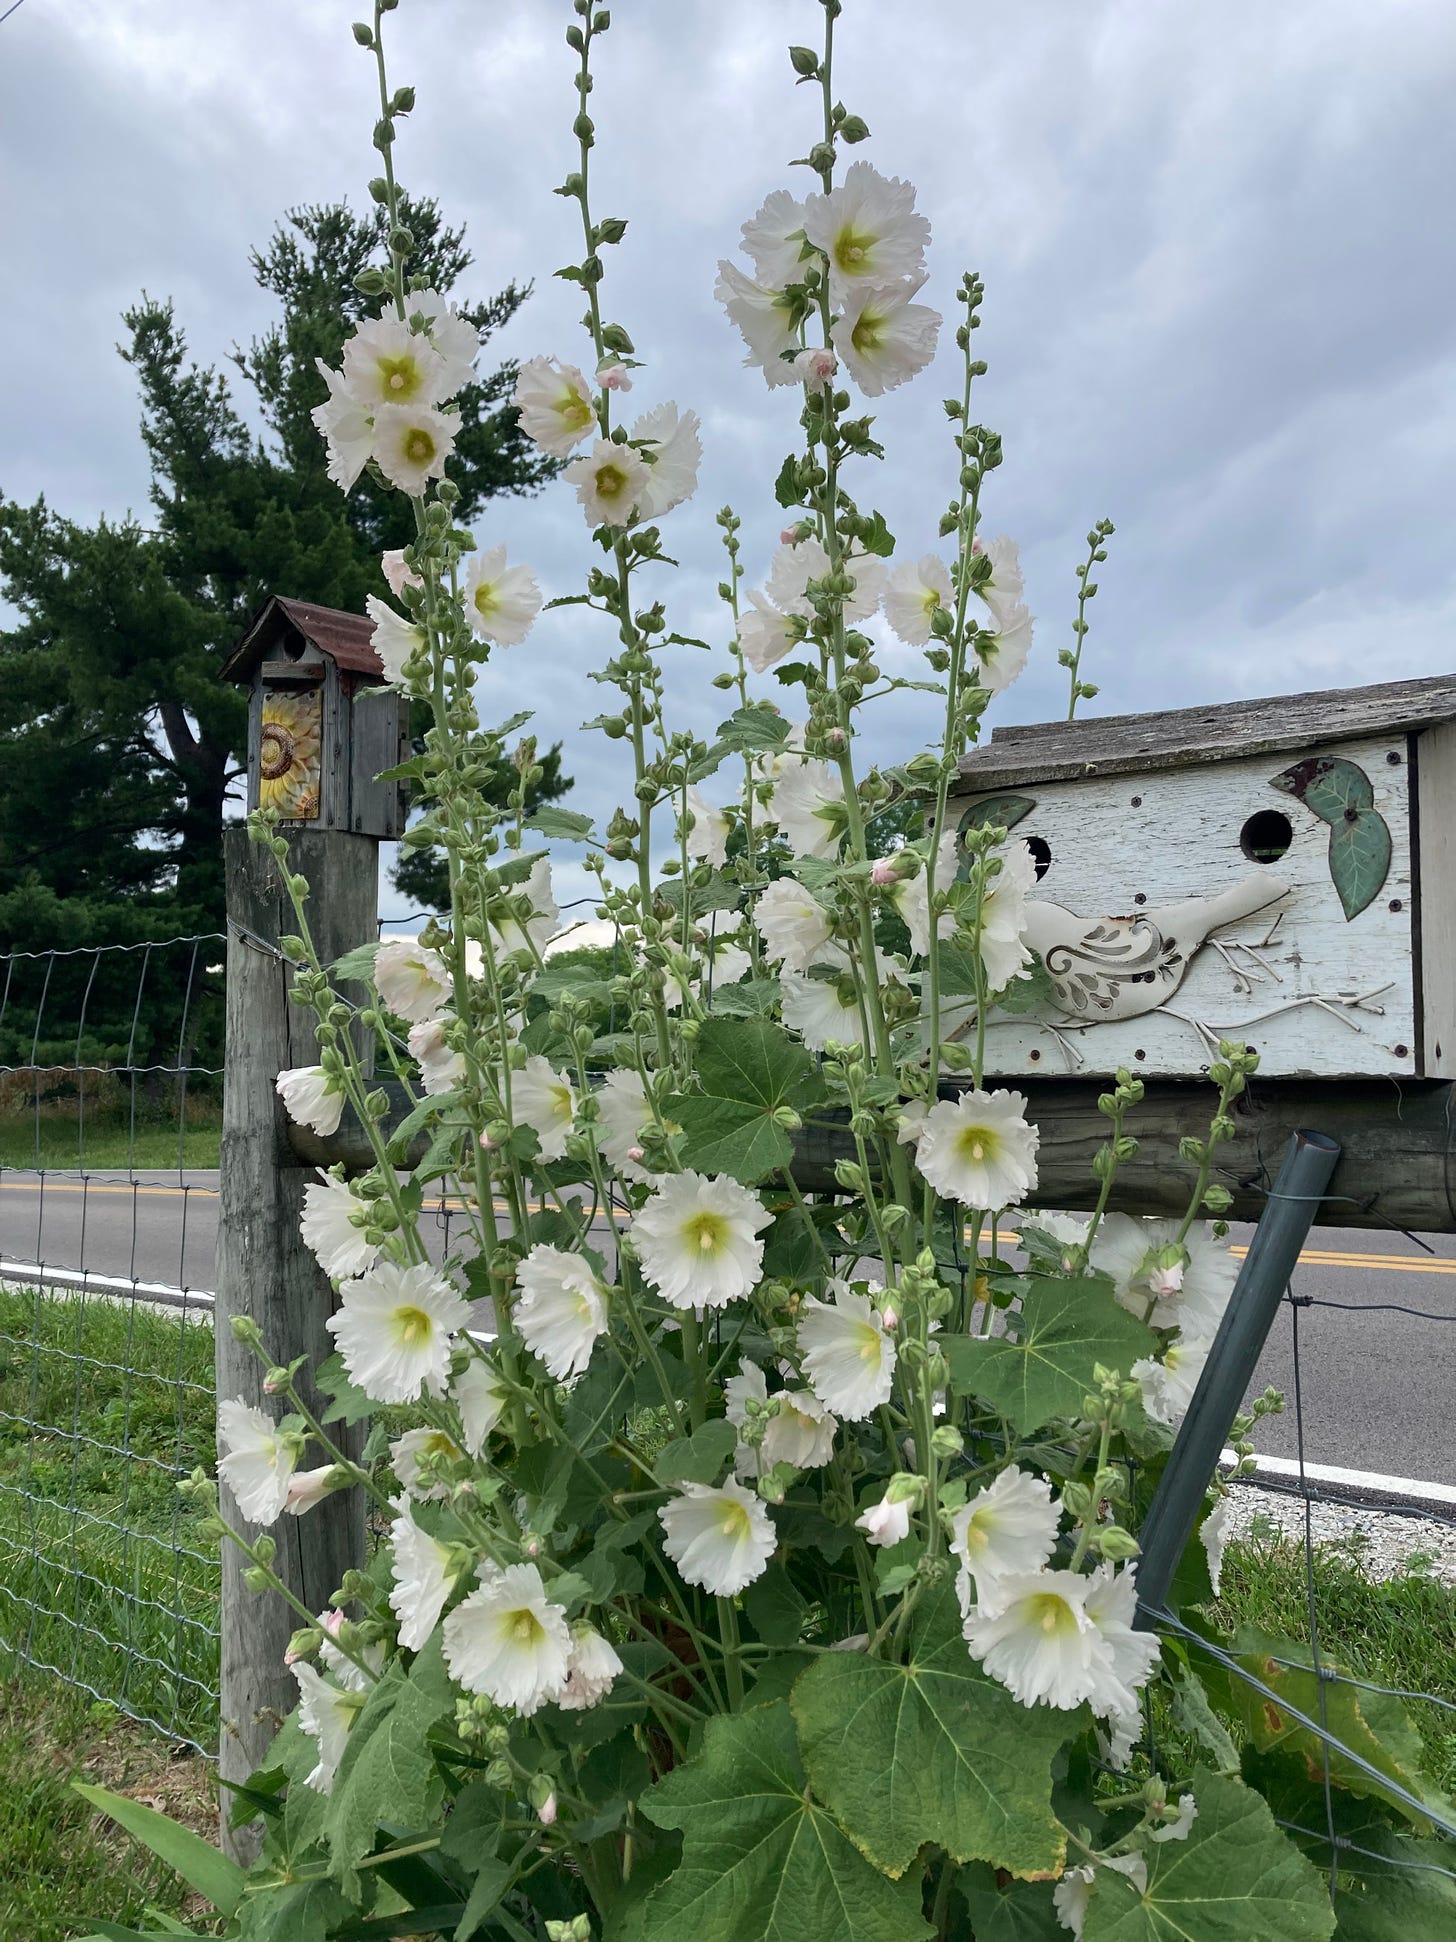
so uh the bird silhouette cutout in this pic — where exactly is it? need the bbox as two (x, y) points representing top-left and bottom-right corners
(1021, 873), (1290, 1022)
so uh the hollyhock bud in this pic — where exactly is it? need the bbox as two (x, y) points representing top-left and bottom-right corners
(479, 1131), (497, 1151)
(790, 346), (838, 388)
(627, 1145), (646, 1164)
(780, 527), (799, 545)
(879, 1302), (900, 1330)
(597, 361), (633, 391)
(870, 858), (898, 887)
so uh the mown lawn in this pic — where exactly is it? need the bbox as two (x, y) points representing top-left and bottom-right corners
(0, 1109), (222, 1171)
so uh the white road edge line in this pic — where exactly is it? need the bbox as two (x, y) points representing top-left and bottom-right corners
(1221, 1447), (1456, 1511)
(0, 1260), (214, 1311)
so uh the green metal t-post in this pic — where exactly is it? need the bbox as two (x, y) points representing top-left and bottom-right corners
(1134, 1128), (1342, 1628)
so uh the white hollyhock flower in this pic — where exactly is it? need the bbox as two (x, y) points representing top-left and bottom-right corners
(754, 876), (836, 971)
(285, 1466), (338, 1516)
(443, 1563), (572, 1716)
(217, 1399), (297, 1525)
(490, 856), (559, 959)
(978, 840), (1036, 992)
(512, 1055), (577, 1163)
(950, 1467), (1061, 1610)
(797, 1281), (896, 1420)
(463, 544), (542, 647)
(557, 1622), (624, 1711)
(975, 598), (1034, 696)
(512, 354), (597, 457)
(856, 1491), (912, 1548)
(342, 315), (447, 409)
(1083, 1563), (1161, 1725)
(1201, 1496), (1230, 1599)
(698, 942), (752, 1000)
(770, 758), (844, 860)
(408, 1015), (465, 1096)
(714, 259), (802, 385)
(597, 1066), (656, 1183)
(832, 277), (942, 397)
(780, 969), (866, 1052)
(325, 1261), (468, 1404)
(681, 786), (729, 869)
(1090, 1216), (1236, 1336)
(389, 1498), (458, 1652)
(632, 1171), (771, 1310)
(883, 554), (954, 646)
(371, 403), (457, 495)
(452, 1354), (507, 1456)
(365, 593), (427, 684)
(740, 187), (809, 286)
(913, 1089), (1039, 1208)
(725, 1361), (837, 1476)
(390, 1425), (464, 1500)
(311, 362), (374, 492)
(802, 161), (931, 300)
(293, 1662), (360, 1793)
(766, 537), (885, 624)
(963, 1569), (1107, 1711)
(738, 590), (800, 672)
(597, 359), (633, 391)
(399, 286), (480, 399)
(515, 1243), (608, 1381)
(1053, 1855), (1148, 1941)
(1151, 1795), (1198, 1843)
(633, 402), (702, 519)
(973, 533), (1024, 607)
(564, 437), (649, 527)
(300, 1171), (378, 1282)
(276, 1065), (345, 1138)
(1133, 1333), (1212, 1428)
(381, 548), (423, 597)
(659, 1479), (776, 1596)
(374, 935), (451, 1024)
(891, 833), (960, 958)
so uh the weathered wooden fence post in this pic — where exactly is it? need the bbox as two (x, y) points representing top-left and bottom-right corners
(215, 597), (406, 1854)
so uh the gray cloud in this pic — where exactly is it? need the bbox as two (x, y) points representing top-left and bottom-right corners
(4, 0), (1454, 924)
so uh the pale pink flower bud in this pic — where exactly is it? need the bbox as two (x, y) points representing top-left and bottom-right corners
(879, 1302), (900, 1331)
(627, 1145), (646, 1164)
(320, 1609), (346, 1639)
(597, 362), (633, 392)
(284, 1465), (336, 1515)
(870, 858), (898, 887)
(855, 1494), (912, 1547)
(479, 1131), (497, 1151)
(525, 1537), (541, 1559)
(790, 346), (838, 388)
(780, 527), (799, 545)
(382, 548), (423, 596)
(1148, 1263), (1185, 1299)
(537, 1791), (558, 1826)
(826, 727), (847, 750)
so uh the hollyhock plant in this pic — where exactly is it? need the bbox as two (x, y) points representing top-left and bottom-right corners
(162, 11), (1394, 1942)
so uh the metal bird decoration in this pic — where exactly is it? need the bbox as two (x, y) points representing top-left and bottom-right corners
(1020, 873), (1291, 1022)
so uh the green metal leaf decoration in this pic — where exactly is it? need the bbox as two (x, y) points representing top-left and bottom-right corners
(957, 792), (1036, 839)
(1270, 757), (1392, 920)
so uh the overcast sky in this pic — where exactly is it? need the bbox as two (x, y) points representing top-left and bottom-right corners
(5, 0), (1454, 928)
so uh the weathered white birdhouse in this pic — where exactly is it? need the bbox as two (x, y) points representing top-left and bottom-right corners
(952, 672), (1456, 1080)
(222, 595), (408, 840)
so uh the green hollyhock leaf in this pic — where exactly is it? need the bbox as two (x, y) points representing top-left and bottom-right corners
(325, 1637), (453, 1895)
(665, 1015), (824, 1185)
(639, 1700), (931, 1942)
(714, 703), (791, 755)
(654, 1416), (738, 1486)
(942, 1278), (1157, 1434)
(1082, 1768), (1335, 1942)
(791, 1584), (1070, 1880)
(525, 806), (595, 840)
(957, 1863), (1061, 1941)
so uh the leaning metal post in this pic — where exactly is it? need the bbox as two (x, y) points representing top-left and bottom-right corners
(1134, 1127), (1342, 1627)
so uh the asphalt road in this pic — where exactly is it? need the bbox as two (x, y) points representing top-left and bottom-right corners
(2, 1169), (1452, 1485)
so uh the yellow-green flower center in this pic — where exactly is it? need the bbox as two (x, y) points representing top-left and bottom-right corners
(376, 352), (427, 399)
(832, 223), (877, 274)
(403, 427), (437, 465)
(720, 1501), (752, 1540)
(548, 1083), (573, 1121)
(555, 390), (594, 432)
(473, 580), (501, 618)
(919, 585), (942, 615)
(595, 462), (630, 502)
(1028, 1592), (1077, 1637)
(850, 303), (889, 357)
(685, 1211), (730, 1255)
(511, 1609), (545, 1645)
(955, 1122), (1001, 1167)
(853, 1319), (883, 1366)
(394, 1305), (434, 1347)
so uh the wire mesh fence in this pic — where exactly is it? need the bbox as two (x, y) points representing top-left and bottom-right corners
(0, 936), (223, 1751)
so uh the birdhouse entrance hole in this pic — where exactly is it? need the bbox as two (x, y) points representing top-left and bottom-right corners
(1026, 835), (1052, 879)
(1239, 808), (1294, 865)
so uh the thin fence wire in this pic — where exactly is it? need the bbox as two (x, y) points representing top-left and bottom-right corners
(0, 937), (223, 1752)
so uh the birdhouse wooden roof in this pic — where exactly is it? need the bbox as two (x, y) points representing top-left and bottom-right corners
(220, 595), (384, 687)
(956, 670), (1456, 792)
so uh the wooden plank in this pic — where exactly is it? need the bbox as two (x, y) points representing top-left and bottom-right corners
(789, 1078), (1456, 1232)
(1415, 720), (1456, 1080)
(214, 825), (377, 1858)
(953, 732), (1417, 1079)
(957, 670), (1456, 790)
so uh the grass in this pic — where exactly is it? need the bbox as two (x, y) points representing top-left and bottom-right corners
(0, 1680), (216, 1942)
(0, 1109), (222, 1171)
(0, 1290), (1453, 1929)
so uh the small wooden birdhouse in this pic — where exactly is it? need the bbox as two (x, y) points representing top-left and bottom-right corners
(951, 671), (1456, 1081)
(221, 596), (408, 840)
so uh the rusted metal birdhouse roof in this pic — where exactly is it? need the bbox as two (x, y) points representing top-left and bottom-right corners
(220, 595), (384, 686)
(957, 670), (1456, 792)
